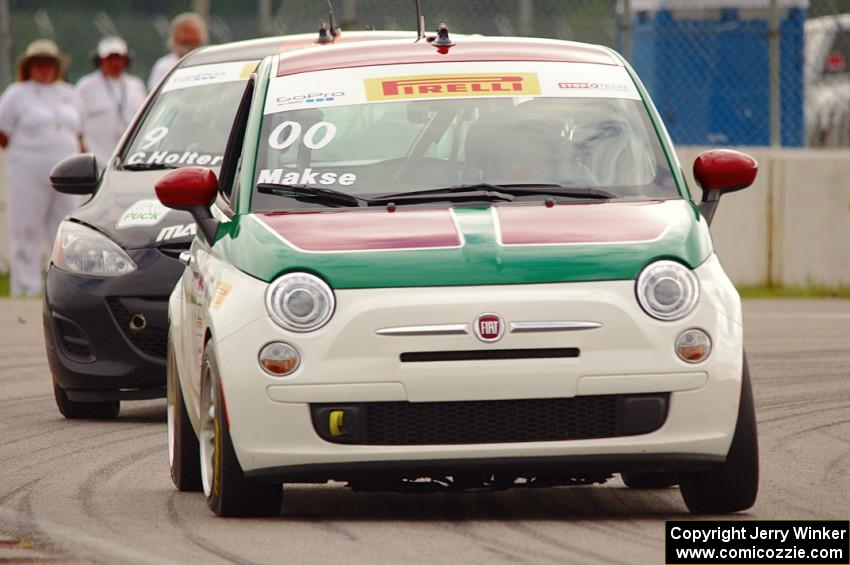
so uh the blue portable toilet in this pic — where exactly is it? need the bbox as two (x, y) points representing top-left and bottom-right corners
(620, 0), (807, 147)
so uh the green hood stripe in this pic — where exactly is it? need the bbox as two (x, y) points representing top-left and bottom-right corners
(215, 201), (712, 288)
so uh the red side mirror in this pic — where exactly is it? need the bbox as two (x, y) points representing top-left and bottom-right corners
(693, 149), (758, 193)
(155, 166), (218, 209)
(154, 167), (219, 242)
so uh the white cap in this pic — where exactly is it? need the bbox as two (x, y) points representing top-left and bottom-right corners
(97, 36), (129, 58)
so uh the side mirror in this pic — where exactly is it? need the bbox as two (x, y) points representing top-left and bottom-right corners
(49, 153), (99, 195)
(693, 149), (758, 225)
(155, 166), (219, 242)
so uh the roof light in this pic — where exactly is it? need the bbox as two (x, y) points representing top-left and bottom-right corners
(432, 23), (455, 49)
(317, 23), (333, 44)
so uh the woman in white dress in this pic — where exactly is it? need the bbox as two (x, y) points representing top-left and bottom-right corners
(0, 39), (84, 297)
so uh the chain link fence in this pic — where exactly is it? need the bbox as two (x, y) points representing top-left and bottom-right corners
(1, 0), (850, 147)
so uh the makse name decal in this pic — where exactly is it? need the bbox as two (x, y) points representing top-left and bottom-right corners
(365, 73), (541, 100)
(258, 168), (357, 187)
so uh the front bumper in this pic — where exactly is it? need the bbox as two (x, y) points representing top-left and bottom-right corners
(44, 247), (183, 400)
(204, 255), (744, 481)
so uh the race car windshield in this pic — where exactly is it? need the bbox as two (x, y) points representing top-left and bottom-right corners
(252, 63), (678, 211)
(122, 62), (253, 171)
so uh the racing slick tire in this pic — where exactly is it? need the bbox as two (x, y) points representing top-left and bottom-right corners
(200, 345), (282, 517)
(679, 356), (759, 514)
(52, 381), (120, 420)
(168, 340), (202, 492)
(621, 472), (678, 489)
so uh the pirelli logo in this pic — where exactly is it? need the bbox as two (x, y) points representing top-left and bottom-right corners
(365, 73), (541, 100)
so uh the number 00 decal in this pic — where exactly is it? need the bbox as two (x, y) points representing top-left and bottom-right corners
(268, 121), (337, 150)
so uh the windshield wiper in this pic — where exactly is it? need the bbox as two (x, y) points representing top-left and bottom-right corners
(371, 184), (616, 205)
(257, 183), (366, 207)
(121, 162), (178, 171)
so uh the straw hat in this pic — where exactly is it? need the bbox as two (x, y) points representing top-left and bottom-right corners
(17, 39), (69, 82)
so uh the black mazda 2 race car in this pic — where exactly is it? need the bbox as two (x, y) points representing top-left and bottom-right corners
(44, 31), (411, 419)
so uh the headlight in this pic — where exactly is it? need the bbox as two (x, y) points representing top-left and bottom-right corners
(636, 260), (699, 321)
(265, 272), (335, 332)
(52, 221), (137, 277)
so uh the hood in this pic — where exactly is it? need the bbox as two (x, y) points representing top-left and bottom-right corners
(71, 170), (196, 249)
(216, 200), (713, 289)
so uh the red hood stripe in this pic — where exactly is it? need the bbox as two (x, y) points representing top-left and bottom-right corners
(256, 209), (462, 252)
(497, 201), (672, 245)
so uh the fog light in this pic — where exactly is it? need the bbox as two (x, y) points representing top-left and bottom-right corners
(675, 329), (711, 363)
(258, 342), (300, 376)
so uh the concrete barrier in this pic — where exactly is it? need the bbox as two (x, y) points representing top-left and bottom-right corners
(0, 152), (7, 276)
(0, 148), (849, 287)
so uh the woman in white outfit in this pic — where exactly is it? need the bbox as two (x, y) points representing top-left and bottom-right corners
(0, 39), (84, 297)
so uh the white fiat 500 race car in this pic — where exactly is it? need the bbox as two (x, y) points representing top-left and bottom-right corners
(157, 31), (759, 517)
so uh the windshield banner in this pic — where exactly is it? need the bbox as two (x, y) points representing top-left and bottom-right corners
(162, 60), (258, 93)
(265, 61), (640, 114)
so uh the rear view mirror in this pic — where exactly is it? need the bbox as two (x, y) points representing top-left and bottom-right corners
(155, 166), (219, 242)
(49, 154), (99, 195)
(693, 149), (757, 225)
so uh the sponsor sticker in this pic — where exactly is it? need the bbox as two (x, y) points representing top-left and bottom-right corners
(559, 81), (628, 92)
(365, 73), (541, 101)
(264, 61), (640, 115)
(117, 199), (170, 229)
(273, 91), (346, 109)
(239, 61), (257, 78)
(210, 282), (232, 310)
(162, 60), (259, 93)
(257, 168), (357, 186)
(156, 223), (197, 242)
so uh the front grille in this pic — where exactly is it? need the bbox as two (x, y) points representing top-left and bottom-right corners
(54, 316), (94, 361)
(106, 297), (168, 359)
(312, 394), (669, 445)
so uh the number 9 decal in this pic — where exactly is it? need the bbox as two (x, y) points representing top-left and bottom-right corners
(140, 126), (169, 150)
(268, 121), (336, 151)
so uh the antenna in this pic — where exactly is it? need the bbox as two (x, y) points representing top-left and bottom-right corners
(326, 0), (340, 38)
(415, 0), (425, 41)
(317, 0), (340, 44)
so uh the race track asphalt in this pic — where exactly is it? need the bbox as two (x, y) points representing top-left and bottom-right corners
(0, 298), (847, 564)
